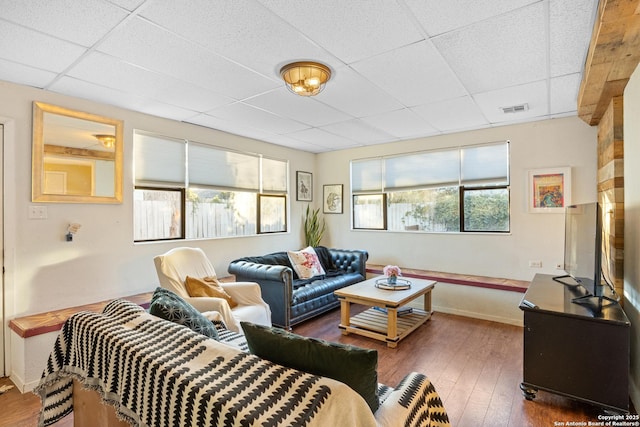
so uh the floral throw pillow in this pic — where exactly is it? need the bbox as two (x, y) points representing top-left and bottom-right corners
(287, 246), (326, 279)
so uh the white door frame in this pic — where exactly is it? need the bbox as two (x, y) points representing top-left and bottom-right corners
(0, 122), (4, 377)
(0, 116), (16, 379)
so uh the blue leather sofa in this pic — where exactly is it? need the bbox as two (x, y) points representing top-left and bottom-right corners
(228, 247), (368, 329)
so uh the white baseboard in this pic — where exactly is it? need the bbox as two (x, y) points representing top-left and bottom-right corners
(10, 370), (40, 393)
(432, 305), (524, 327)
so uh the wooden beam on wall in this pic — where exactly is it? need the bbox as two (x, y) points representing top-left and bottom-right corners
(578, 0), (640, 125)
(44, 144), (116, 161)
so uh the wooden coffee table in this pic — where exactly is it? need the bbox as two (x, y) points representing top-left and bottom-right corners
(334, 276), (436, 348)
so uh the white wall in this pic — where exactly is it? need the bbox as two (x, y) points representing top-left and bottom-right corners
(0, 80), (315, 377)
(623, 63), (640, 412)
(1, 78), (600, 388)
(316, 117), (598, 281)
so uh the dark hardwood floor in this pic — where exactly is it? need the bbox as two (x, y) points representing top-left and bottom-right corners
(1, 308), (635, 426)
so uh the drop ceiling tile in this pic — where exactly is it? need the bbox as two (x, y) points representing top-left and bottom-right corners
(318, 66), (404, 118)
(207, 102), (310, 135)
(98, 17), (280, 99)
(258, 0), (424, 63)
(411, 96), (489, 132)
(320, 119), (395, 144)
(140, 0), (337, 79)
(433, 2), (547, 94)
(550, 73), (580, 115)
(244, 87), (352, 127)
(352, 40), (467, 107)
(472, 80), (548, 124)
(0, 59), (58, 88)
(260, 134), (326, 153)
(66, 52), (233, 112)
(285, 127), (361, 150)
(0, 20), (86, 73)
(109, 0), (146, 11)
(188, 113), (284, 144)
(0, 0), (128, 46)
(405, 0), (537, 36)
(0, 2), (597, 153)
(188, 113), (265, 137)
(550, 0), (597, 77)
(360, 108), (438, 139)
(50, 76), (201, 121)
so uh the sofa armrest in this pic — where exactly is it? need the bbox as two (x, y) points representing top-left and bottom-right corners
(228, 261), (294, 328)
(221, 281), (265, 306)
(375, 372), (450, 427)
(329, 249), (369, 276)
(228, 260), (291, 281)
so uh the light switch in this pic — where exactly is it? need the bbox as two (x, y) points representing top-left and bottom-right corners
(29, 205), (48, 219)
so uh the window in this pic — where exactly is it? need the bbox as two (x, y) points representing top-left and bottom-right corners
(133, 131), (288, 242)
(133, 187), (184, 241)
(351, 141), (509, 233)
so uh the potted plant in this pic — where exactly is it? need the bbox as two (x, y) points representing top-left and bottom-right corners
(303, 205), (326, 247)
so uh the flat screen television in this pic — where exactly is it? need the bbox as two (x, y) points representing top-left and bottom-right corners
(553, 202), (618, 306)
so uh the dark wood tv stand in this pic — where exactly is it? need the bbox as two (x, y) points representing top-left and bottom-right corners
(519, 273), (630, 413)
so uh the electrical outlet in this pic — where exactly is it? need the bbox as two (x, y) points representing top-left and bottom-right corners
(528, 260), (542, 268)
(28, 205), (47, 219)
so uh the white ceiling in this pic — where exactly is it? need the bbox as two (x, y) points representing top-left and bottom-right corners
(0, 0), (597, 153)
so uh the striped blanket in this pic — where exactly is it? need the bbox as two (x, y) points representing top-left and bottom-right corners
(36, 299), (449, 427)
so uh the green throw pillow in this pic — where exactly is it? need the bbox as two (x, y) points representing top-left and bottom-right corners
(150, 287), (218, 340)
(241, 321), (379, 413)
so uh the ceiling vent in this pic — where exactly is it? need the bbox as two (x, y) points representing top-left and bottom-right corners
(501, 103), (529, 114)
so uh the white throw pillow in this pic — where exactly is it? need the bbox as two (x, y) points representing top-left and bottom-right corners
(287, 246), (326, 279)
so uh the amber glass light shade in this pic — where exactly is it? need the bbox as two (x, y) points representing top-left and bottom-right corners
(280, 61), (331, 97)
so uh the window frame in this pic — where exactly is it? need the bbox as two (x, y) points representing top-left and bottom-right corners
(258, 194), (288, 234)
(350, 141), (510, 234)
(352, 193), (387, 230)
(459, 184), (511, 233)
(134, 186), (185, 242)
(133, 131), (289, 242)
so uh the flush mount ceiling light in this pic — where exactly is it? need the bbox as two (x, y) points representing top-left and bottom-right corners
(94, 134), (116, 149)
(280, 61), (331, 97)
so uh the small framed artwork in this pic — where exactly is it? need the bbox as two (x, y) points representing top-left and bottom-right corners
(258, 194), (287, 233)
(528, 167), (571, 213)
(323, 184), (343, 214)
(296, 171), (312, 201)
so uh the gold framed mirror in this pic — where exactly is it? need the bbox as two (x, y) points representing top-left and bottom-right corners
(32, 102), (123, 203)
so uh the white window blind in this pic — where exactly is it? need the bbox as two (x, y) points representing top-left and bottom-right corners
(134, 133), (185, 186)
(261, 157), (288, 193)
(351, 141), (509, 193)
(188, 142), (260, 190)
(351, 158), (383, 193)
(384, 149), (460, 191)
(460, 142), (509, 186)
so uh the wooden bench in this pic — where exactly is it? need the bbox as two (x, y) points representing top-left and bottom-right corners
(9, 275), (237, 338)
(8, 292), (153, 339)
(366, 264), (528, 293)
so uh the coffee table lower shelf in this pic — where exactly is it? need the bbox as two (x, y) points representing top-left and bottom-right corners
(340, 308), (431, 348)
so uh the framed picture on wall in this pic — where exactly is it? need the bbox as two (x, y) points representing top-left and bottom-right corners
(323, 184), (343, 214)
(296, 171), (312, 201)
(528, 167), (571, 213)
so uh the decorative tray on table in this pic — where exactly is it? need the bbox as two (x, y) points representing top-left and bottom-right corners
(375, 278), (412, 290)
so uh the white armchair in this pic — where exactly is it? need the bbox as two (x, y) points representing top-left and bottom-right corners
(153, 247), (271, 333)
